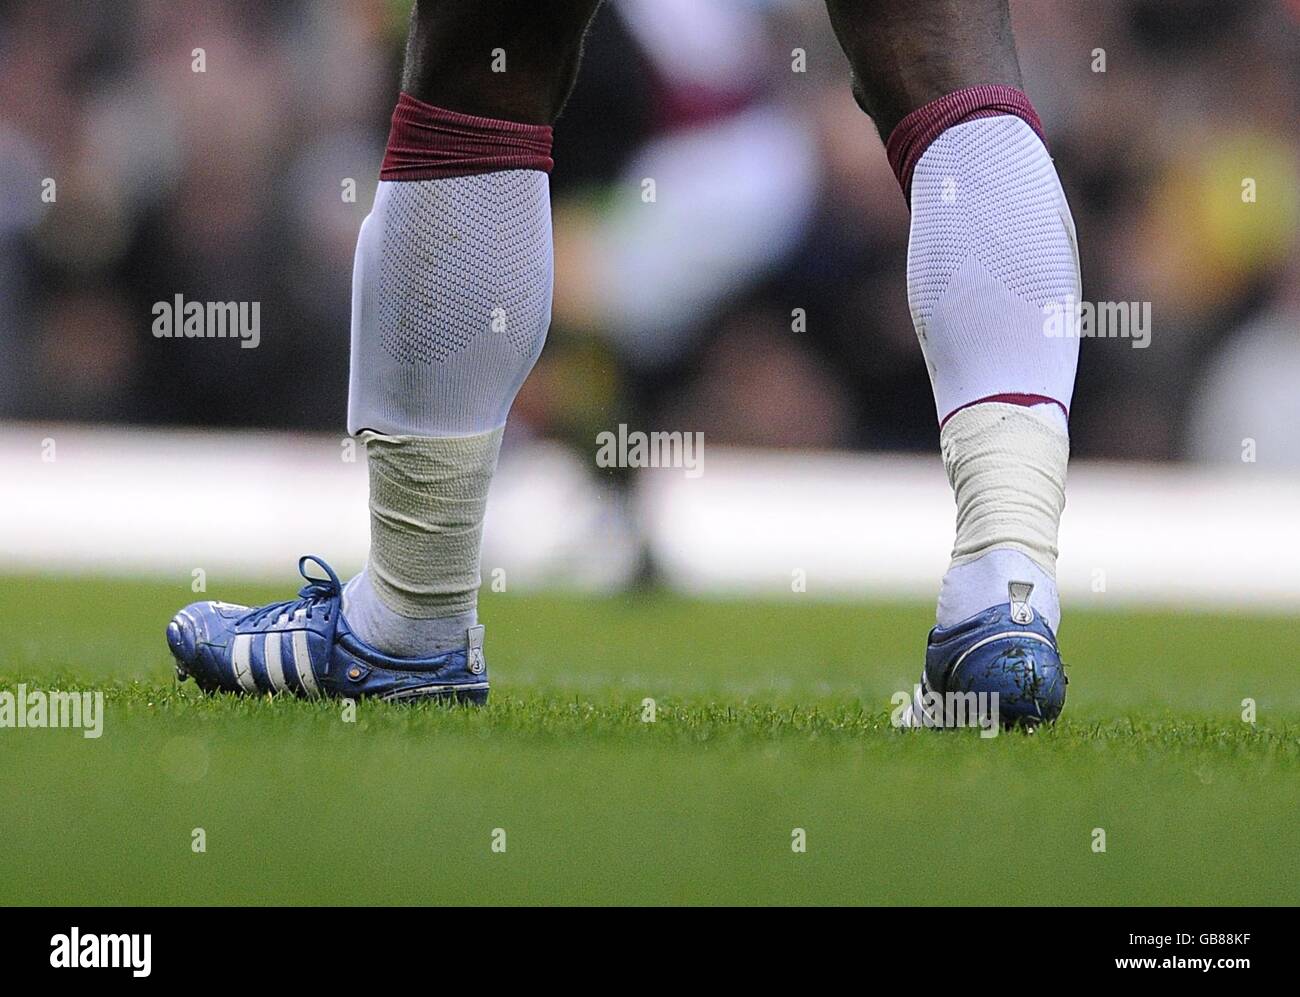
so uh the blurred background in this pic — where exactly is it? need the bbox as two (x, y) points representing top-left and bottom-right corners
(1, 0), (1298, 607)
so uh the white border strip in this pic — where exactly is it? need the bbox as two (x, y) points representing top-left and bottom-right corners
(2, 424), (1297, 611)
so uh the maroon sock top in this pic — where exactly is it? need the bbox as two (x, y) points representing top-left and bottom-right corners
(885, 84), (1045, 203)
(379, 92), (554, 181)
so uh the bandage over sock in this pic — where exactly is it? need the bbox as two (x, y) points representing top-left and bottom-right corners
(361, 428), (503, 618)
(937, 403), (1069, 630)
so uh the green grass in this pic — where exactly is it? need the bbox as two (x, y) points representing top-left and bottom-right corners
(1, 574), (1297, 905)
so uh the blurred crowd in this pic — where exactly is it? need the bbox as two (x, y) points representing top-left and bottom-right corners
(2, 0), (1299, 464)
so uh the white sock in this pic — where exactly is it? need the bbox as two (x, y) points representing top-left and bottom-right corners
(342, 573), (477, 659)
(907, 115), (1081, 630)
(348, 175), (553, 437)
(345, 172), (552, 657)
(908, 115), (1080, 419)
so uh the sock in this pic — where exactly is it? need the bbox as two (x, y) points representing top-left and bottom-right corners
(343, 573), (478, 659)
(886, 85), (1080, 631)
(343, 94), (554, 658)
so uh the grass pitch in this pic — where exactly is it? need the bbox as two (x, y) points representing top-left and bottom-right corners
(1, 574), (1297, 906)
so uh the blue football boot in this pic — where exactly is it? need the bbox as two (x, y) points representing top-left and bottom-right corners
(901, 581), (1067, 729)
(165, 555), (488, 704)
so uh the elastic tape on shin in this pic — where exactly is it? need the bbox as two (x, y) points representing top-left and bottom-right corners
(363, 428), (504, 617)
(940, 403), (1068, 577)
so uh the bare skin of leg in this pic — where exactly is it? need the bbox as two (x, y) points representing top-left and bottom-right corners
(400, 0), (604, 125)
(823, 0), (1024, 140)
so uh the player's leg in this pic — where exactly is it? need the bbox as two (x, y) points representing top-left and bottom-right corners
(824, 0), (1025, 141)
(167, 0), (603, 701)
(826, 0), (1078, 726)
(342, 0), (602, 666)
(398, 0), (600, 124)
